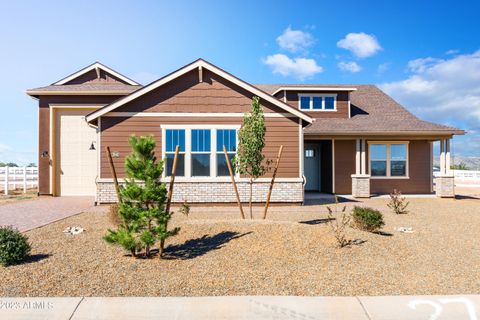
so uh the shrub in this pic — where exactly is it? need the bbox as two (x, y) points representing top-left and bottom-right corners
(352, 206), (385, 232)
(387, 189), (409, 214)
(326, 199), (352, 248)
(0, 226), (31, 266)
(108, 203), (121, 226)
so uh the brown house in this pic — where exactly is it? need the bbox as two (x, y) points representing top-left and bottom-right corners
(27, 59), (463, 204)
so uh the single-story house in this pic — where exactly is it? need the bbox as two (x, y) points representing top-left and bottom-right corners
(27, 59), (463, 204)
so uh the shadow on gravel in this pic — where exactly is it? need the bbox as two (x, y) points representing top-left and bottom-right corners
(163, 231), (252, 260)
(299, 218), (335, 225)
(23, 253), (51, 264)
(374, 231), (393, 237)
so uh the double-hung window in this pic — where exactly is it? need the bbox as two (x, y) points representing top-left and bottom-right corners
(299, 94), (337, 111)
(163, 126), (238, 178)
(191, 129), (211, 176)
(216, 129), (237, 176)
(165, 129), (185, 176)
(369, 142), (408, 178)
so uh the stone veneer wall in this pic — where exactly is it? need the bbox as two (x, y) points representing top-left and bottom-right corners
(434, 176), (455, 198)
(96, 181), (304, 204)
(351, 174), (370, 198)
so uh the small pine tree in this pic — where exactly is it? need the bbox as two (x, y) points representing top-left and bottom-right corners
(234, 96), (271, 219)
(104, 135), (179, 258)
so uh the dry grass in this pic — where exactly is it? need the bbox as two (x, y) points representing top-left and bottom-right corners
(0, 189), (37, 206)
(1, 197), (479, 296)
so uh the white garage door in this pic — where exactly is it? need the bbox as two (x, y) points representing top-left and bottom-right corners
(56, 110), (97, 196)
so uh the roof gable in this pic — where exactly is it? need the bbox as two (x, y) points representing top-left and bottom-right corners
(53, 62), (140, 86)
(85, 59), (312, 123)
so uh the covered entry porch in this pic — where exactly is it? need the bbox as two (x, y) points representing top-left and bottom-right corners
(303, 139), (334, 194)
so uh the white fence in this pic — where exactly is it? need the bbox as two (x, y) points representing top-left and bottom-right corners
(0, 167), (38, 195)
(434, 169), (480, 186)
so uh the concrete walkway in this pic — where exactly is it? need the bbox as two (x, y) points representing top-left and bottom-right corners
(0, 196), (96, 232)
(0, 295), (478, 319)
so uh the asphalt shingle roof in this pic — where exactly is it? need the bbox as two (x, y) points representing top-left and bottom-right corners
(255, 84), (463, 135)
(27, 83), (142, 93)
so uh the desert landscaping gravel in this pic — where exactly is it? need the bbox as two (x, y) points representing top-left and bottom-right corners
(1, 197), (479, 296)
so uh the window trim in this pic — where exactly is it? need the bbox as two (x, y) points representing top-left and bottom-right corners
(298, 93), (337, 111)
(161, 124), (240, 180)
(368, 141), (409, 179)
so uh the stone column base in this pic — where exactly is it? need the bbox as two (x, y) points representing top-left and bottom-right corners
(351, 174), (370, 198)
(435, 175), (455, 198)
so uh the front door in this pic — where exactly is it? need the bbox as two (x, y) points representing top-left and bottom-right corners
(304, 143), (321, 191)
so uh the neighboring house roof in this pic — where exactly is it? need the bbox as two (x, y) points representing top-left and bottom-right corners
(53, 62), (140, 86)
(85, 59), (313, 123)
(256, 84), (464, 136)
(26, 83), (142, 96)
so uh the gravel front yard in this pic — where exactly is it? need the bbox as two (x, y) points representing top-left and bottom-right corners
(1, 197), (479, 296)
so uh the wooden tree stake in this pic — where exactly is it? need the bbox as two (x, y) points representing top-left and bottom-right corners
(165, 145), (179, 216)
(224, 145), (245, 219)
(161, 145), (180, 257)
(105, 146), (121, 202)
(263, 145), (284, 219)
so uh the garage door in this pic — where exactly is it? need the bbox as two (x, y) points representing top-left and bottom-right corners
(56, 110), (97, 196)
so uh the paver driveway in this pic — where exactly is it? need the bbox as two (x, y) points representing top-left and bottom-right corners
(0, 196), (98, 232)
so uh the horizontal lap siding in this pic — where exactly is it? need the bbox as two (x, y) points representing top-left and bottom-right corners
(37, 95), (125, 195)
(370, 140), (431, 194)
(100, 116), (299, 178)
(334, 140), (356, 194)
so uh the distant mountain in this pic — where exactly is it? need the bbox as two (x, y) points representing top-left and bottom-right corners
(434, 156), (480, 170)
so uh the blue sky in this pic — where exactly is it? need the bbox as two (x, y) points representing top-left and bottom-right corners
(1, 0), (479, 164)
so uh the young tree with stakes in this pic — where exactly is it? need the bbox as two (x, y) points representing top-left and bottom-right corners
(235, 96), (271, 219)
(104, 135), (179, 258)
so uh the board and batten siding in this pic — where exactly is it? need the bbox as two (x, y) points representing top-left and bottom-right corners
(100, 116), (300, 179)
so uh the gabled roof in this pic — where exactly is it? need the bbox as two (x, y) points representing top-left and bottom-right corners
(26, 83), (142, 96)
(52, 62), (140, 86)
(257, 84), (464, 136)
(86, 59), (313, 123)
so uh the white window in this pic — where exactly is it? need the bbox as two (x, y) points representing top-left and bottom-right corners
(162, 125), (239, 179)
(298, 94), (337, 111)
(165, 129), (185, 176)
(369, 142), (409, 178)
(216, 129), (237, 176)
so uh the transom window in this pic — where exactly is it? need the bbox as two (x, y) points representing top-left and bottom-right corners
(299, 94), (337, 111)
(369, 142), (408, 178)
(163, 126), (238, 178)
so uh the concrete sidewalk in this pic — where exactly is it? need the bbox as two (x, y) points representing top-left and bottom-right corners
(0, 295), (479, 319)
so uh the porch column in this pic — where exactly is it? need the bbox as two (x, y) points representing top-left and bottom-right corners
(439, 139), (446, 175)
(361, 139), (366, 175)
(351, 138), (370, 198)
(445, 138), (451, 175)
(435, 138), (455, 197)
